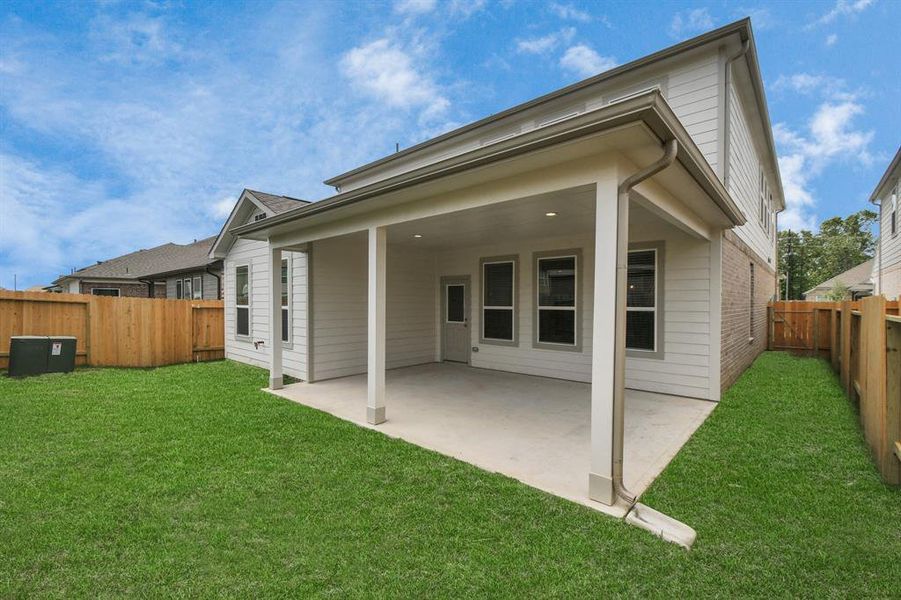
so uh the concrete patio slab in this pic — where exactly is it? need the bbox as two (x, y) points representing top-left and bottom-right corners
(268, 362), (715, 518)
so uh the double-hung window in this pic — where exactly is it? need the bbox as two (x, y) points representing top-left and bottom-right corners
(534, 251), (578, 348)
(183, 277), (193, 300)
(281, 258), (290, 343)
(235, 265), (250, 337)
(175, 279), (182, 299)
(481, 257), (516, 343)
(626, 249), (658, 353)
(192, 276), (202, 299)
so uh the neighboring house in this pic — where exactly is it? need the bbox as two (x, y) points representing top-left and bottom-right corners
(804, 259), (874, 301)
(210, 189), (310, 373)
(212, 19), (783, 509)
(141, 237), (223, 300)
(869, 146), (901, 300)
(51, 239), (218, 298)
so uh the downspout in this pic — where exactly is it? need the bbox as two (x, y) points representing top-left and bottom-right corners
(613, 138), (679, 506)
(139, 278), (156, 298)
(722, 39), (750, 191)
(206, 267), (222, 300)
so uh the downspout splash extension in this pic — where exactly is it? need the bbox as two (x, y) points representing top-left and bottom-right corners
(615, 139), (697, 550)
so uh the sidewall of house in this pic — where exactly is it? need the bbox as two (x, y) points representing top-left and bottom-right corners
(165, 271), (222, 300)
(720, 230), (773, 391)
(223, 238), (308, 380)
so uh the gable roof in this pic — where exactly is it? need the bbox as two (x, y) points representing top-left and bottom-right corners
(247, 189), (308, 214)
(53, 236), (219, 285)
(804, 258), (875, 296)
(322, 18), (783, 209)
(209, 188), (310, 258)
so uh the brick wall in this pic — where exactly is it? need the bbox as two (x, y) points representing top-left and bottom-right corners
(80, 281), (166, 298)
(721, 230), (775, 391)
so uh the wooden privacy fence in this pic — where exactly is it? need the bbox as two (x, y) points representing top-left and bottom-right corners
(768, 298), (901, 485)
(0, 291), (224, 369)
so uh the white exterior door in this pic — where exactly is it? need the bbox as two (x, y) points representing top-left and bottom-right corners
(442, 278), (470, 363)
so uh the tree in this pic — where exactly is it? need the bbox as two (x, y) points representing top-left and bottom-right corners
(825, 282), (851, 301)
(778, 209), (877, 300)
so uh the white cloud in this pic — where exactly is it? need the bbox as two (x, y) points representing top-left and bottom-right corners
(774, 96), (874, 230)
(559, 44), (617, 78)
(549, 2), (592, 22)
(0, 5), (469, 288)
(89, 13), (185, 65)
(394, 0), (437, 15)
(340, 38), (449, 120)
(516, 28), (574, 54)
(209, 196), (236, 220)
(807, 0), (874, 28)
(826, 33), (838, 46)
(448, 0), (487, 18)
(773, 73), (846, 95)
(669, 8), (715, 38)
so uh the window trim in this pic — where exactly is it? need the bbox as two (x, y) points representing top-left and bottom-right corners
(235, 263), (252, 340)
(532, 249), (582, 352)
(91, 287), (120, 297)
(479, 255), (518, 346)
(625, 242), (665, 360)
(281, 256), (292, 348)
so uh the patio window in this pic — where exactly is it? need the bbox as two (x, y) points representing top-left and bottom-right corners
(535, 253), (578, 347)
(281, 257), (290, 343)
(193, 276), (202, 300)
(175, 279), (182, 299)
(235, 265), (250, 337)
(481, 258), (516, 343)
(626, 249), (657, 352)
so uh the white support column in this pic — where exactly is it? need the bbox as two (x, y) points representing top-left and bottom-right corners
(367, 226), (387, 424)
(589, 174), (619, 505)
(269, 245), (284, 390)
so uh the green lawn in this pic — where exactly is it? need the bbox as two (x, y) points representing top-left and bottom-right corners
(1, 353), (898, 598)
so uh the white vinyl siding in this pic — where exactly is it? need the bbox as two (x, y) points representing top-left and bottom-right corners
(726, 78), (776, 266)
(877, 179), (901, 299)
(223, 237), (308, 380)
(309, 233), (437, 381)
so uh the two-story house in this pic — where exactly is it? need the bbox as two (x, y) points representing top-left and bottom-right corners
(210, 18), (783, 515)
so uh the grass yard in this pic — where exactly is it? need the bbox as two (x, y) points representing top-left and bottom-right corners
(1, 353), (899, 597)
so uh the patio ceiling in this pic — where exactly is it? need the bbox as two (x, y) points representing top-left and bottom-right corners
(386, 187), (675, 250)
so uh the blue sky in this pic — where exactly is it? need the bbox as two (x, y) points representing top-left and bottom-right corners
(1, 0), (898, 289)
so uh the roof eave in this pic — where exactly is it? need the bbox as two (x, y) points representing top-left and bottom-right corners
(233, 92), (744, 239)
(868, 146), (901, 203)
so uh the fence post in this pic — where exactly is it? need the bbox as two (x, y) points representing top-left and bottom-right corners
(885, 317), (901, 485)
(812, 308), (820, 356)
(830, 308), (839, 371)
(841, 300), (852, 394)
(768, 305), (775, 351)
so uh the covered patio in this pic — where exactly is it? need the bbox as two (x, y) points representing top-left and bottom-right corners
(232, 94), (744, 514)
(270, 362), (715, 517)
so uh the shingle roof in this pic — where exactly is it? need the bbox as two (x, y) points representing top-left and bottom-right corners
(55, 236), (219, 283)
(247, 189), (309, 214)
(804, 258), (875, 296)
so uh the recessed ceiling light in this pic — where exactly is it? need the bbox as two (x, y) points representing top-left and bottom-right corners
(545, 211), (558, 217)
(413, 234), (423, 238)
